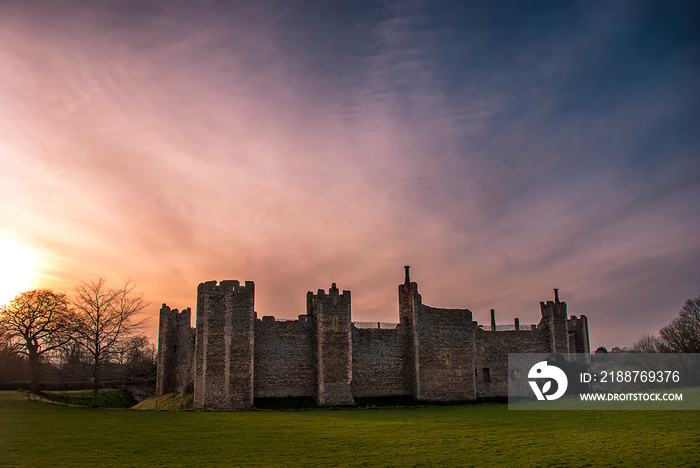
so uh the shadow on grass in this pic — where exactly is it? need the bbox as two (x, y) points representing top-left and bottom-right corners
(23, 389), (137, 408)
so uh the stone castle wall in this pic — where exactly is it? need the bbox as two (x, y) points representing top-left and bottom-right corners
(156, 267), (590, 408)
(474, 328), (547, 398)
(254, 315), (314, 398)
(351, 326), (408, 397)
(413, 305), (476, 401)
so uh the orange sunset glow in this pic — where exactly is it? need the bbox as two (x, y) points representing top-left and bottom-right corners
(0, 1), (698, 351)
(0, 237), (37, 305)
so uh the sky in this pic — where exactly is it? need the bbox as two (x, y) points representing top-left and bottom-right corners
(0, 0), (698, 350)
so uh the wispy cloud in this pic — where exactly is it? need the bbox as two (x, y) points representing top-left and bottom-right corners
(0, 1), (697, 348)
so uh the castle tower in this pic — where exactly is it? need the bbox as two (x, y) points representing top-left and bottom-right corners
(398, 266), (421, 399)
(399, 266), (475, 401)
(194, 280), (255, 409)
(539, 289), (570, 353)
(567, 315), (590, 355)
(307, 283), (354, 406)
(156, 305), (195, 395)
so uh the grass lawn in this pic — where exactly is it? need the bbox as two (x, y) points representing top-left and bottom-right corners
(0, 391), (697, 467)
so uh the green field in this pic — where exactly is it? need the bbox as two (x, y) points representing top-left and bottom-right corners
(0, 392), (697, 467)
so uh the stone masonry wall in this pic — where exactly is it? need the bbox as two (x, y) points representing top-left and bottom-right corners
(158, 268), (591, 408)
(308, 284), (355, 406)
(174, 310), (195, 393)
(194, 280), (255, 409)
(398, 267), (420, 399)
(539, 291), (570, 353)
(193, 285), (206, 404)
(413, 305), (476, 401)
(351, 326), (409, 397)
(195, 282), (226, 408)
(473, 328), (548, 398)
(156, 305), (177, 395)
(567, 315), (590, 355)
(156, 305), (195, 395)
(254, 315), (315, 398)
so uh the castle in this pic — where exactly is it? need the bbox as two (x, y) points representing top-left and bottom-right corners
(156, 267), (590, 408)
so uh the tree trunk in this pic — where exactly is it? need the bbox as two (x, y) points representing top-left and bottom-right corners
(91, 360), (100, 407)
(29, 352), (40, 392)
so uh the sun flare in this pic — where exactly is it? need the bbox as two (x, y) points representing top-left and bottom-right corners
(0, 237), (37, 305)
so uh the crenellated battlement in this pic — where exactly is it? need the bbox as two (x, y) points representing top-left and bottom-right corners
(308, 283), (350, 301)
(158, 267), (591, 408)
(198, 279), (255, 295)
(159, 304), (193, 327)
(256, 314), (314, 327)
(568, 314), (584, 324)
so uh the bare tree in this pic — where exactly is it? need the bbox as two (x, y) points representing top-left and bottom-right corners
(113, 334), (155, 366)
(659, 295), (700, 353)
(71, 278), (146, 406)
(112, 334), (157, 385)
(54, 339), (91, 383)
(632, 333), (664, 353)
(0, 289), (73, 390)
